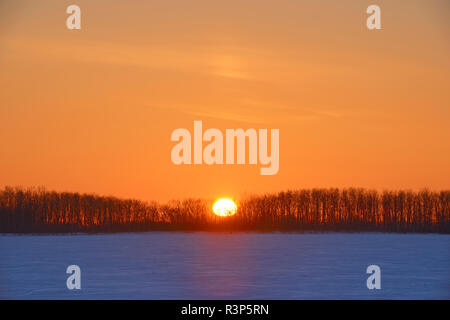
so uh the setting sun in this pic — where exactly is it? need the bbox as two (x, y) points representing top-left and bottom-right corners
(212, 198), (237, 217)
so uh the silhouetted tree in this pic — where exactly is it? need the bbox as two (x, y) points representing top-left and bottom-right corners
(0, 186), (448, 233)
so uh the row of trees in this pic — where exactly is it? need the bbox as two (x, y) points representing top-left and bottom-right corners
(0, 186), (448, 233)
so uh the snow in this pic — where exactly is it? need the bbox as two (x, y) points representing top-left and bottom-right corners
(0, 232), (448, 299)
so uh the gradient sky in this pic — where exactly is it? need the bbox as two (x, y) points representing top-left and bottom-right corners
(0, 0), (449, 202)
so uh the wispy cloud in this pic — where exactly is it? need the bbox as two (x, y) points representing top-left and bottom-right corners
(2, 37), (256, 81)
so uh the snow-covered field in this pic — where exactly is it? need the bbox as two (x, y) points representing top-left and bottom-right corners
(0, 232), (448, 299)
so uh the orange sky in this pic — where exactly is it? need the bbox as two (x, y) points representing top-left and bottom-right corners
(0, 0), (449, 202)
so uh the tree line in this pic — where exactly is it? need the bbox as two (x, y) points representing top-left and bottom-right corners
(0, 186), (448, 233)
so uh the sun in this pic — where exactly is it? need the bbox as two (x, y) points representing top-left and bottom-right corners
(212, 198), (237, 217)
